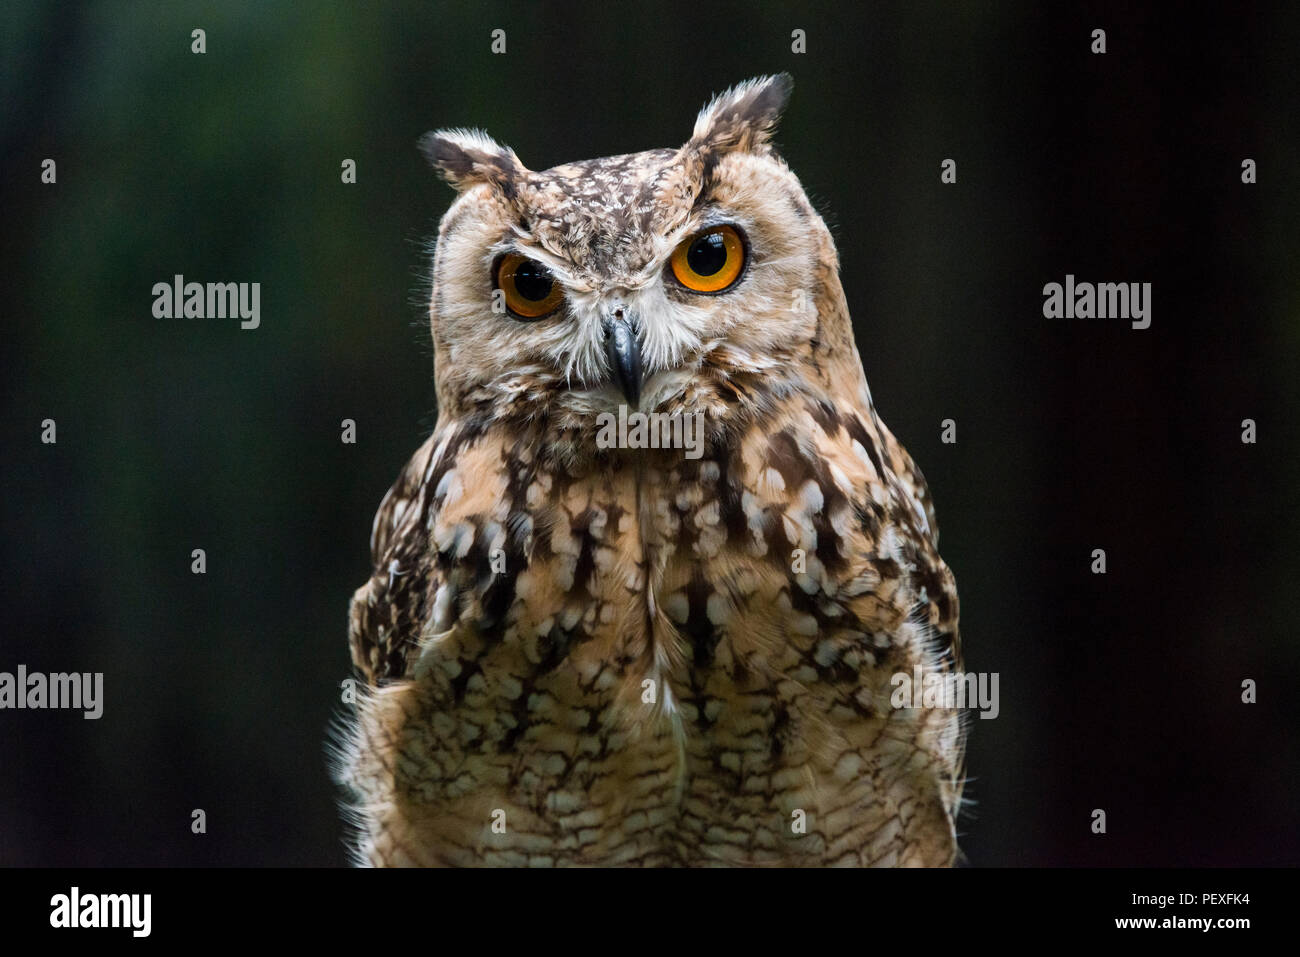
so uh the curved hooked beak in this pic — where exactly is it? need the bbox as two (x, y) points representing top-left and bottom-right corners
(602, 310), (642, 409)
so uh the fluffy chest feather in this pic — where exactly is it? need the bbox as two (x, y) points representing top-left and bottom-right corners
(342, 395), (960, 866)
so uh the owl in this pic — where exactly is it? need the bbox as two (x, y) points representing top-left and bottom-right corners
(335, 75), (965, 867)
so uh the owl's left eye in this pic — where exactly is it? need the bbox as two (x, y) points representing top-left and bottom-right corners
(495, 253), (565, 319)
(669, 224), (747, 294)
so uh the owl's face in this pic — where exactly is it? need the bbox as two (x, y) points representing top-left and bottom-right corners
(423, 75), (843, 444)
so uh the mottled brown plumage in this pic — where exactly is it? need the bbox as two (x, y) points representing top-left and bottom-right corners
(336, 75), (964, 866)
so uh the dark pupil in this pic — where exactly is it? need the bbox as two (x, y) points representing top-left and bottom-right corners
(687, 232), (728, 276)
(513, 260), (553, 301)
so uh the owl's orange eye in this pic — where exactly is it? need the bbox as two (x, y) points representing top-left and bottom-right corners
(669, 225), (746, 293)
(495, 253), (565, 319)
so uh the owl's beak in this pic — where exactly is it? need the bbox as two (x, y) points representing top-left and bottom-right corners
(602, 311), (642, 409)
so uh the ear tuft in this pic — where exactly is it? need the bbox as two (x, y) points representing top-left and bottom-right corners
(690, 74), (793, 155)
(418, 128), (527, 197)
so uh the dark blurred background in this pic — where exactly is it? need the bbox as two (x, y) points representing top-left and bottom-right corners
(1, 1), (1296, 866)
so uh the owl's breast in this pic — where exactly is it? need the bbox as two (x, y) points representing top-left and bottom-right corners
(349, 406), (958, 866)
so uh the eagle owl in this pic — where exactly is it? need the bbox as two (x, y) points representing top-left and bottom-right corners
(336, 75), (964, 867)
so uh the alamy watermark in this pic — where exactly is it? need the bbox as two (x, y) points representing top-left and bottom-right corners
(1043, 274), (1151, 329)
(595, 404), (705, 460)
(152, 274), (260, 329)
(890, 666), (999, 720)
(50, 887), (150, 937)
(0, 665), (103, 719)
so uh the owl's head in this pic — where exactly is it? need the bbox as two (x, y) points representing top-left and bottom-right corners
(421, 74), (857, 445)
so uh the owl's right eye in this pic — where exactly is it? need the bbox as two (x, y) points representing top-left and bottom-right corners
(495, 253), (565, 320)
